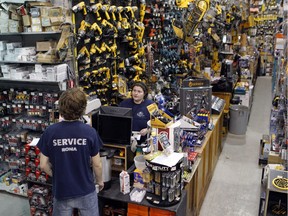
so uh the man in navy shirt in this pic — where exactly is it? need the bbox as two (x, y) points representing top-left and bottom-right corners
(119, 82), (154, 144)
(38, 88), (103, 216)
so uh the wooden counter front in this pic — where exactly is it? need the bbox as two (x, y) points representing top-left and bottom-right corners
(185, 111), (224, 216)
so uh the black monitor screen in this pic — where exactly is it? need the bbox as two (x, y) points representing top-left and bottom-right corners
(95, 106), (133, 145)
(97, 115), (132, 145)
(100, 106), (132, 117)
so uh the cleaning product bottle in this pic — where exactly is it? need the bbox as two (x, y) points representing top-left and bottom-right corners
(151, 131), (158, 152)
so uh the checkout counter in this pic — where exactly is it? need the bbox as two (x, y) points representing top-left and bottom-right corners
(98, 178), (187, 215)
(97, 110), (224, 216)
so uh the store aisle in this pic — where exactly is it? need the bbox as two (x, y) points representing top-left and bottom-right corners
(0, 192), (30, 215)
(199, 77), (272, 216)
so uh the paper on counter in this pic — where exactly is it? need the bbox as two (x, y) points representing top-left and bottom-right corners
(151, 152), (184, 167)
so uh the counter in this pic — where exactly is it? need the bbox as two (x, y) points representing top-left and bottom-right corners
(185, 111), (224, 216)
(98, 179), (187, 216)
(98, 111), (224, 216)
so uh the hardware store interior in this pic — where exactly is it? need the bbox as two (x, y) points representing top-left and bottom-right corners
(0, 0), (287, 216)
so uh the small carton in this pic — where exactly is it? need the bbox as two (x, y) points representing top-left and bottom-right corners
(36, 41), (57, 52)
(119, 170), (130, 194)
(133, 168), (144, 185)
(22, 15), (31, 26)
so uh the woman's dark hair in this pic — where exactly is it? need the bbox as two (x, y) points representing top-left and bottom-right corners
(132, 81), (148, 99)
(58, 88), (87, 120)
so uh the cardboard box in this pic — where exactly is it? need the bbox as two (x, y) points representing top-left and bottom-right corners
(48, 7), (62, 17)
(133, 169), (144, 185)
(156, 121), (181, 151)
(40, 7), (49, 17)
(9, 25), (23, 33)
(147, 103), (173, 129)
(10, 12), (21, 21)
(31, 17), (41, 25)
(36, 41), (57, 52)
(37, 53), (58, 63)
(41, 16), (51, 27)
(0, 41), (8, 50)
(31, 24), (42, 32)
(50, 16), (62, 26)
(6, 42), (22, 50)
(0, 50), (6, 60)
(8, 19), (21, 27)
(22, 15), (31, 26)
(0, 25), (9, 33)
(50, 25), (60, 31)
(0, 10), (9, 20)
(30, 7), (41, 17)
(268, 151), (285, 164)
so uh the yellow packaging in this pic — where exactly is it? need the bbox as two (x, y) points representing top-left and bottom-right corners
(147, 103), (173, 129)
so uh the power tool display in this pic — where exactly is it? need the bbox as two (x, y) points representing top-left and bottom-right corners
(71, 0), (249, 112)
(72, 0), (148, 104)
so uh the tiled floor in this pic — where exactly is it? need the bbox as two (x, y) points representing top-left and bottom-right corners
(199, 76), (272, 216)
(0, 77), (272, 216)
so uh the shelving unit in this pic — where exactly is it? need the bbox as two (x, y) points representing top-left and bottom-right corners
(102, 143), (134, 174)
(263, 169), (287, 216)
(0, 23), (69, 199)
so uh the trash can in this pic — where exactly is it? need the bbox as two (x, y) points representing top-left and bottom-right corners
(229, 105), (249, 135)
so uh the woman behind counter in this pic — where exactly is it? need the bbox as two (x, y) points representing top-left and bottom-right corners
(119, 82), (154, 143)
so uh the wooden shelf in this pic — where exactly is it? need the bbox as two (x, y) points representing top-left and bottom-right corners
(113, 156), (125, 159)
(112, 165), (125, 172)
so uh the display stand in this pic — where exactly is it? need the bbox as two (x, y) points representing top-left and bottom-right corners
(145, 158), (183, 207)
(263, 169), (287, 216)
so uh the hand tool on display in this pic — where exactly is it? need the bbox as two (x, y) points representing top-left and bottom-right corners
(90, 43), (102, 55)
(132, 22), (145, 43)
(101, 19), (117, 37)
(101, 4), (111, 20)
(172, 0), (210, 44)
(123, 6), (138, 21)
(88, 2), (102, 21)
(77, 46), (91, 65)
(116, 6), (124, 21)
(139, 0), (146, 22)
(76, 20), (91, 44)
(87, 22), (103, 40)
(79, 71), (92, 82)
(108, 5), (117, 22)
(72, 1), (87, 15)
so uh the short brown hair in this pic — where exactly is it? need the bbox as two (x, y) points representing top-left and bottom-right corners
(132, 82), (148, 99)
(58, 88), (87, 120)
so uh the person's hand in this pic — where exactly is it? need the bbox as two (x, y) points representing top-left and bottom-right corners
(97, 181), (104, 191)
(140, 128), (148, 136)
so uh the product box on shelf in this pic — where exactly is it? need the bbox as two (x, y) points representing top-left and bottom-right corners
(155, 120), (181, 152)
(22, 15), (31, 26)
(147, 104), (173, 129)
(36, 41), (57, 52)
(0, 41), (8, 50)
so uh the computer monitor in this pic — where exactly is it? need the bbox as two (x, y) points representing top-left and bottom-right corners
(94, 106), (133, 145)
